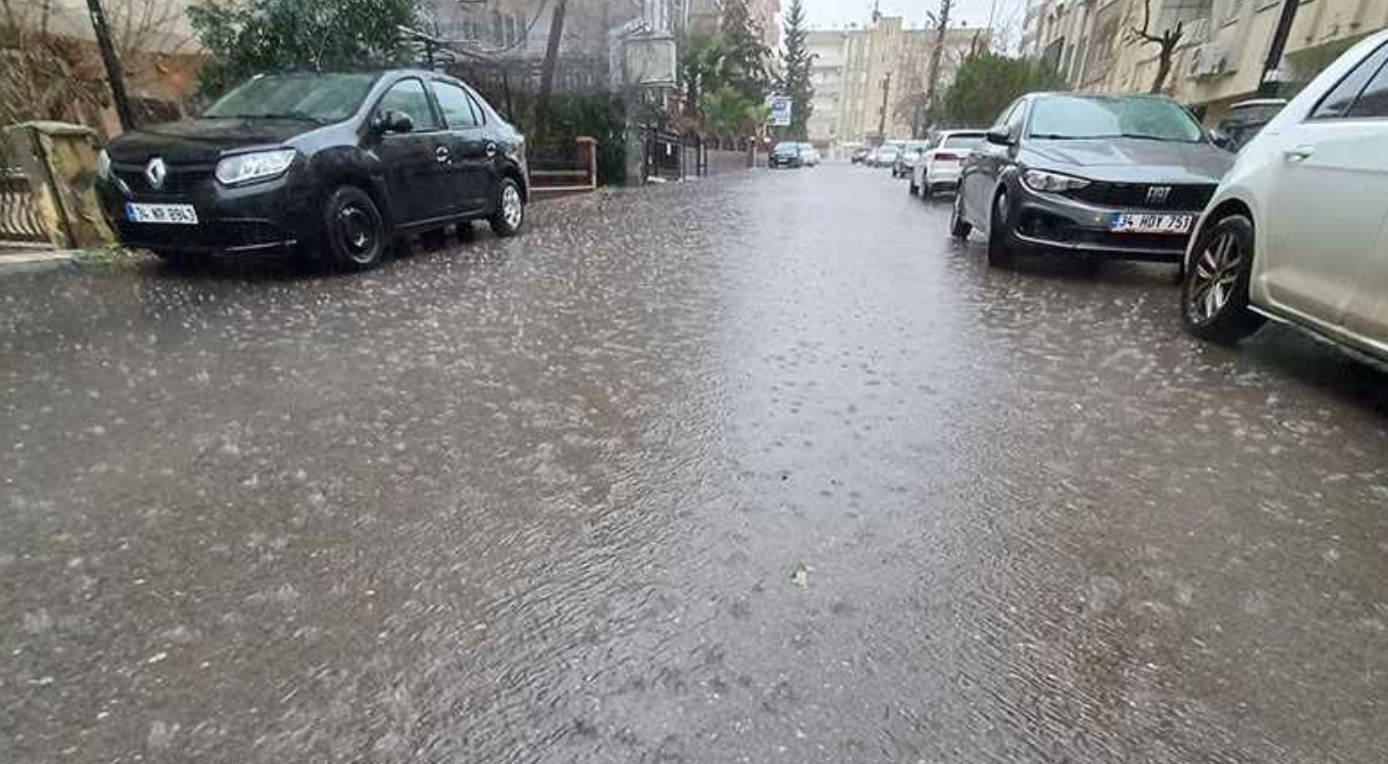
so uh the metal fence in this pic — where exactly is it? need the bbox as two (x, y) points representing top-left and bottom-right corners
(0, 170), (48, 244)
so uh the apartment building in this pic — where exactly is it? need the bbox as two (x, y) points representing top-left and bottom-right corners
(1023, 0), (1388, 121)
(820, 16), (983, 144)
(806, 30), (847, 144)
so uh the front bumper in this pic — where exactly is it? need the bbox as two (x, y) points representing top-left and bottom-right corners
(97, 165), (315, 255)
(1009, 185), (1200, 262)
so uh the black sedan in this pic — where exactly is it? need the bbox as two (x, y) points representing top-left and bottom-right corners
(950, 93), (1232, 268)
(96, 70), (528, 270)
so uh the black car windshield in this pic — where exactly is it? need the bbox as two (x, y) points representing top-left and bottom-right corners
(203, 73), (380, 124)
(773, 142), (799, 153)
(1028, 96), (1204, 142)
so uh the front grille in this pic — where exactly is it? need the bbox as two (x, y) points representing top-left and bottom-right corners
(1019, 210), (1191, 256)
(1065, 182), (1215, 210)
(116, 219), (288, 250)
(114, 164), (215, 195)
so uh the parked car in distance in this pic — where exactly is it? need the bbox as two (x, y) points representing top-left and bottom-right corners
(892, 140), (931, 178)
(851, 146), (872, 164)
(911, 130), (986, 197)
(95, 70), (528, 270)
(951, 92), (1233, 268)
(798, 143), (821, 166)
(770, 141), (804, 168)
(1212, 99), (1288, 152)
(869, 145), (900, 168)
(1181, 29), (1388, 363)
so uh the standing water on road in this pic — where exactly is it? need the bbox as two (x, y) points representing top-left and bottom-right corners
(3, 167), (1387, 763)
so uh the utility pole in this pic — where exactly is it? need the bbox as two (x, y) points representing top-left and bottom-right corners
(85, 0), (135, 131)
(923, 0), (953, 133)
(877, 71), (892, 143)
(1259, 0), (1301, 96)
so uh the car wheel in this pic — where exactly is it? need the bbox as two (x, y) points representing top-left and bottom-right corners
(949, 190), (972, 239)
(323, 186), (385, 271)
(908, 179), (918, 195)
(922, 183), (934, 200)
(987, 191), (1015, 269)
(1180, 213), (1265, 343)
(489, 178), (525, 237)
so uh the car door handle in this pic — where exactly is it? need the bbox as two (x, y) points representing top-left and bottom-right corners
(1283, 145), (1314, 161)
(485, 142), (497, 159)
(436, 146), (450, 163)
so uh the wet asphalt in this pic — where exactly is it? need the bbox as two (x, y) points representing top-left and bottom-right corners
(3, 164), (1388, 764)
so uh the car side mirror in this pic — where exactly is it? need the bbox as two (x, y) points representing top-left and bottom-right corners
(986, 129), (1013, 146)
(1209, 129), (1236, 151)
(375, 109), (414, 135)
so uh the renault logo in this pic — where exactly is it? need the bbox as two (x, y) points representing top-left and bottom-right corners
(1145, 185), (1171, 205)
(145, 157), (167, 190)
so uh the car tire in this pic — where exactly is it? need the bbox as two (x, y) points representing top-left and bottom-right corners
(922, 183), (934, 201)
(908, 179), (919, 195)
(949, 190), (972, 239)
(987, 191), (1015, 269)
(1180, 213), (1266, 343)
(322, 185), (386, 271)
(489, 178), (525, 238)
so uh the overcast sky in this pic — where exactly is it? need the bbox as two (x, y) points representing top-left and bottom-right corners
(801, 0), (1029, 42)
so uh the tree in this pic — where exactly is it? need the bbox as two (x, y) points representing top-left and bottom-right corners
(680, 33), (728, 123)
(1, 0), (191, 138)
(187, 0), (421, 95)
(938, 51), (1066, 127)
(532, 0), (567, 142)
(778, 0), (813, 139)
(1128, 0), (1183, 94)
(718, 0), (771, 105)
(922, 0), (953, 121)
(699, 84), (767, 138)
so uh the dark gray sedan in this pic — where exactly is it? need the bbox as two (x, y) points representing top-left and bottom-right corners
(950, 93), (1233, 268)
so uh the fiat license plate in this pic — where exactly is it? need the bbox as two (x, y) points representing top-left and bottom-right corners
(126, 202), (198, 225)
(1110, 213), (1192, 235)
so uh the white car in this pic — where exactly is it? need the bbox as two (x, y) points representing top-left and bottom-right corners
(1182, 29), (1388, 362)
(910, 130), (986, 198)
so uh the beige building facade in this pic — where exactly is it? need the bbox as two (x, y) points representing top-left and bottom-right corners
(1022, 0), (1388, 122)
(806, 16), (984, 145)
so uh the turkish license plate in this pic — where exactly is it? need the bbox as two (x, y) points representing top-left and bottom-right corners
(126, 202), (198, 225)
(1110, 212), (1192, 235)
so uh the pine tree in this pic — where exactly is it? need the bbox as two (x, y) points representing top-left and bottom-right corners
(779, 0), (813, 139)
(719, 0), (771, 105)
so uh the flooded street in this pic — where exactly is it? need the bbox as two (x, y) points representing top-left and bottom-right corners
(4, 165), (1388, 763)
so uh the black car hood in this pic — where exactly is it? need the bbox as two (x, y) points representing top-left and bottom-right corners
(107, 118), (321, 164)
(1022, 138), (1233, 184)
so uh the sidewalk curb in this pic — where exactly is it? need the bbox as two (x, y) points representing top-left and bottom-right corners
(0, 250), (78, 276)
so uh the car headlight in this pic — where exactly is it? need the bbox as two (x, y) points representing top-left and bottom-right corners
(215, 149), (297, 186)
(96, 149), (112, 180)
(1022, 169), (1090, 193)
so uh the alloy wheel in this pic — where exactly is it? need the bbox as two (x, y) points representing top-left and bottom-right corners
(502, 185), (523, 229)
(1188, 230), (1241, 323)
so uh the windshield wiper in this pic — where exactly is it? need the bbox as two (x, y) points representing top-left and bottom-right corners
(1114, 133), (1185, 142)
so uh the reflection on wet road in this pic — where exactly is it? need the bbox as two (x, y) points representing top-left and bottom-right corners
(3, 165), (1387, 763)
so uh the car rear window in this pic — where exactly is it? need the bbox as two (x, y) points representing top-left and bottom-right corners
(942, 135), (984, 150)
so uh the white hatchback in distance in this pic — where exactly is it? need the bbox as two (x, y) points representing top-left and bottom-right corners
(1182, 29), (1388, 362)
(910, 130), (986, 198)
